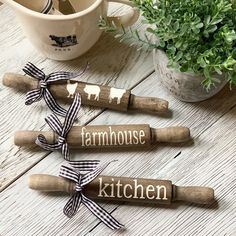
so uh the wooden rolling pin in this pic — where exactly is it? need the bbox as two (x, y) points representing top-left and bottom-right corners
(2, 73), (168, 113)
(29, 174), (214, 205)
(14, 125), (191, 148)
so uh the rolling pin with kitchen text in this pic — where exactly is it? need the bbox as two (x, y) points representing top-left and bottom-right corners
(14, 125), (191, 148)
(29, 174), (214, 205)
(2, 73), (169, 113)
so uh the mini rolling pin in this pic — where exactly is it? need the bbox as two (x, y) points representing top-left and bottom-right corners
(14, 125), (190, 148)
(2, 73), (168, 113)
(29, 174), (214, 205)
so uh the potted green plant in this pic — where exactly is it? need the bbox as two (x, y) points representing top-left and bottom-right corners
(100, 0), (236, 102)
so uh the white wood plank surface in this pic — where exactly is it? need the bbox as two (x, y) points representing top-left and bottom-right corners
(91, 98), (236, 236)
(1, 2), (236, 236)
(0, 4), (153, 191)
(0, 74), (235, 235)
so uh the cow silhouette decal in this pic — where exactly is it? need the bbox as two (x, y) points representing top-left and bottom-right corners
(49, 35), (78, 47)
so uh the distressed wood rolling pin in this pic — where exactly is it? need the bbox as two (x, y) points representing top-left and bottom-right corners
(29, 174), (214, 205)
(14, 125), (190, 148)
(2, 73), (169, 113)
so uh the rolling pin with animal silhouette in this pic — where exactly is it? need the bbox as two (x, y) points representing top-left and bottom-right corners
(14, 124), (191, 149)
(29, 174), (214, 205)
(2, 73), (168, 113)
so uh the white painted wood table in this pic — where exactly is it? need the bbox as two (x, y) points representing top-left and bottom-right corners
(0, 4), (236, 236)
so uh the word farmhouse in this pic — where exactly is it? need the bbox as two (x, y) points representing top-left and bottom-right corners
(80, 126), (148, 147)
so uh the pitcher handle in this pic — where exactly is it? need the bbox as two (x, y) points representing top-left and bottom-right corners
(106, 0), (139, 27)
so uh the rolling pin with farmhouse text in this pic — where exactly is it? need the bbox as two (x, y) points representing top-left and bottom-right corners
(2, 73), (169, 113)
(14, 125), (191, 148)
(29, 174), (214, 205)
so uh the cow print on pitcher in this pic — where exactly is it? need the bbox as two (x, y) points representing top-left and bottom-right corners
(49, 35), (78, 47)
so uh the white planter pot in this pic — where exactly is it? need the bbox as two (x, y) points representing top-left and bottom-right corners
(153, 49), (227, 102)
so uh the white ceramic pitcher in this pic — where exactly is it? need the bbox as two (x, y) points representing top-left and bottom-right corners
(2, 0), (139, 60)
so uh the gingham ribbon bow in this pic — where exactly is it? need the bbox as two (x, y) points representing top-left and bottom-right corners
(36, 93), (81, 160)
(59, 160), (123, 230)
(23, 62), (86, 117)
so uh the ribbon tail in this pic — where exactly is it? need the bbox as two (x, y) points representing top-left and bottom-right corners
(64, 193), (82, 218)
(44, 90), (67, 117)
(23, 62), (45, 79)
(48, 63), (89, 82)
(45, 114), (63, 135)
(59, 165), (79, 183)
(36, 134), (62, 151)
(25, 89), (43, 105)
(63, 93), (81, 135)
(69, 62), (89, 81)
(62, 143), (71, 161)
(82, 194), (124, 230)
(47, 71), (78, 82)
(68, 160), (100, 172)
(81, 161), (116, 186)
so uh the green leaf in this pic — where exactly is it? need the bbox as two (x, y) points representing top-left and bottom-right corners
(175, 51), (183, 61)
(180, 23), (189, 35)
(173, 21), (180, 31)
(225, 31), (236, 43)
(180, 64), (189, 72)
(223, 57), (236, 70)
(166, 46), (176, 56)
(182, 42), (189, 50)
(175, 40), (182, 48)
(198, 58), (207, 68)
(159, 40), (166, 48)
(210, 17), (223, 25)
(207, 25), (217, 33)
(203, 67), (211, 79)
(196, 23), (204, 29)
(202, 77), (215, 91)
(214, 67), (223, 75)
(165, 15), (172, 25)
(193, 27), (200, 34)
(185, 53), (191, 61)
(205, 15), (211, 25)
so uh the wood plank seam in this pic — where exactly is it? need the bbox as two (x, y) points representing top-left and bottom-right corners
(85, 205), (121, 235)
(0, 152), (50, 193)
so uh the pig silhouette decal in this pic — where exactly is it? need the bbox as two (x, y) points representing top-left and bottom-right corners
(49, 35), (78, 47)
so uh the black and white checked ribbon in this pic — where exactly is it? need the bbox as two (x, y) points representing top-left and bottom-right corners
(59, 160), (123, 230)
(36, 93), (81, 160)
(23, 62), (87, 117)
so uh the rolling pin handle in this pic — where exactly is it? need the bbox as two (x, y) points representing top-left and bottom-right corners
(173, 186), (215, 204)
(129, 94), (169, 113)
(14, 130), (55, 146)
(151, 126), (191, 143)
(2, 73), (38, 92)
(29, 174), (75, 193)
